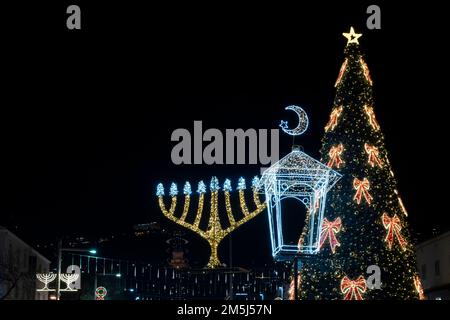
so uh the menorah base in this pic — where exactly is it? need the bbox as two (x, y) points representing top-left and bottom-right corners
(206, 244), (221, 268)
(37, 289), (55, 292)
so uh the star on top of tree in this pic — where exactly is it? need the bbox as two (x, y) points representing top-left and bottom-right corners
(342, 26), (362, 45)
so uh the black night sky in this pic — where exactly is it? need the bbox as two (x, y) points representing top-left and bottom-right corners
(2, 1), (448, 267)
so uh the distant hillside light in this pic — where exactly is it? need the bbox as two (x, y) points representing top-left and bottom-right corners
(89, 249), (97, 255)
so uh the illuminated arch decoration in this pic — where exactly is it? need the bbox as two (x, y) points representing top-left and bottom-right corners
(157, 177), (266, 268)
(256, 146), (341, 260)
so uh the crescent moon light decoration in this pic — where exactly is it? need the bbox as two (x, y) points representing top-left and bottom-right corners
(279, 105), (309, 136)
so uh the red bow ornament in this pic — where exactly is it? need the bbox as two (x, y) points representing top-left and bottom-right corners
(364, 105), (380, 130)
(325, 106), (343, 132)
(319, 217), (342, 253)
(353, 178), (373, 205)
(340, 275), (367, 300)
(327, 144), (345, 169)
(364, 143), (383, 168)
(381, 213), (407, 251)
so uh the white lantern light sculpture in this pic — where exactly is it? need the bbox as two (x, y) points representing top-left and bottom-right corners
(257, 105), (342, 261)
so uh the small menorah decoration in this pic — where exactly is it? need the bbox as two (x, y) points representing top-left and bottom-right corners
(36, 273), (57, 291)
(157, 176), (266, 268)
(60, 273), (80, 291)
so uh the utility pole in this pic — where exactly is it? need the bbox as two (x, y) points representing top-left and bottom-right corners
(94, 273), (97, 300)
(56, 239), (62, 300)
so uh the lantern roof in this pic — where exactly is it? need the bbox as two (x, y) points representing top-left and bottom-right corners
(257, 146), (342, 196)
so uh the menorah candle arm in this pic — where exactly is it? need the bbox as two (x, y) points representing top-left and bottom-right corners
(179, 195), (190, 222)
(239, 189), (266, 217)
(223, 190), (266, 235)
(224, 191), (235, 225)
(70, 274), (80, 282)
(239, 190), (250, 216)
(158, 196), (177, 217)
(253, 189), (266, 209)
(159, 194), (207, 239)
(207, 191), (220, 231)
(193, 194), (205, 228)
(37, 274), (56, 284)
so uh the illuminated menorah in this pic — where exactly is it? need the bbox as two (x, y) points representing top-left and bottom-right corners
(36, 273), (57, 291)
(36, 273), (79, 292)
(60, 273), (80, 291)
(157, 176), (266, 268)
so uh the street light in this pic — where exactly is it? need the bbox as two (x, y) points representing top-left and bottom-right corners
(56, 239), (97, 300)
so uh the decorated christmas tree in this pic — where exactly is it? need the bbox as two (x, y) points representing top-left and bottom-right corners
(298, 27), (424, 300)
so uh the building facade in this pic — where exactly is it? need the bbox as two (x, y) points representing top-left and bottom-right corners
(0, 226), (51, 300)
(416, 231), (450, 300)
